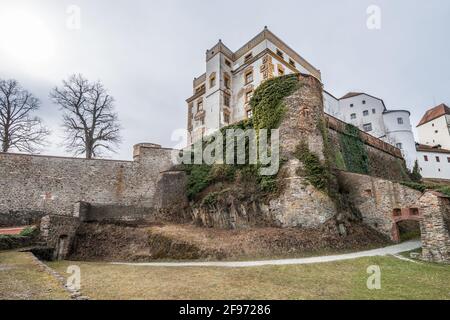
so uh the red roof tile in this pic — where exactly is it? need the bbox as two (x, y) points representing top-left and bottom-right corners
(417, 104), (450, 127)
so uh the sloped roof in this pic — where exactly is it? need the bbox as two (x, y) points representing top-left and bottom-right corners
(417, 104), (450, 127)
(340, 92), (364, 100)
(339, 92), (387, 110)
(416, 143), (450, 154)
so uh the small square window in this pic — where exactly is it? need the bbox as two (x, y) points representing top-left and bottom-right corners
(210, 76), (216, 88)
(397, 118), (404, 125)
(225, 59), (232, 67)
(447, 157), (450, 163)
(197, 100), (203, 112)
(224, 95), (230, 107)
(396, 143), (403, 150)
(435, 130), (439, 134)
(363, 110), (369, 117)
(350, 104), (354, 108)
(276, 49), (284, 58)
(362, 100), (366, 104)
(224, 74), (231, 89)
(436, 156), (441, 163)
(245, 71), (253, 84)
(246, 90), (253, 103)
(372, 109), (376, 114)
(424, 155), (429, 162)
(363, 123), (373, 132)
(351, 113), (357, 120)
(244, 53), (253, 62)
(289, 59), (295, 67)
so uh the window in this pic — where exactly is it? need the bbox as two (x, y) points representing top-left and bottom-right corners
(276, 49), (284, 58)
(245, 71), (253, 84)
(278, 64), (285, 76)
(372, 109), (376, 114)
(289, 58), (296, 67)
(397, 118), (404, 125)
(224, 113), (230, 124)
(224, 94), (230, 107)
(363, 110), (369, 117)
(436, 156), (441, 163)
(447, 157), (450, 163)
(363, 123), (373, 132)
(245, 90), (253, 103)
(435, 130), (439, 134)
(351, 113), (357, 120)
(209, 75), (216, 88)
(362, 100), (366, 104)
(350, 104), (354, 107)
(247, 110), (253, 118)
(424, 155), (429, 162)
(396, 143), (403, 150)
(224, 74), (231, 89)
(197, 100), (204, 112)
(244, 53), (253, 62)
(195, 84), (205, 94)
(225, 59), (232, 67)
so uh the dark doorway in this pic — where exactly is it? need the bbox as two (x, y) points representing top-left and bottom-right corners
(397, 220), (421, 242)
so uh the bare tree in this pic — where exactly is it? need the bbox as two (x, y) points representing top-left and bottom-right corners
(0, 79), (49, 153)
(50, 74), (121, 159)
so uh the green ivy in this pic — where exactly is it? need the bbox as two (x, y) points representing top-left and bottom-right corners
(339, 124), (369, 174)
(251, 74), (300, 131)
(184, 76), (300, 201)
(295, 142), (330, 192)
(401, 181), (450, 197)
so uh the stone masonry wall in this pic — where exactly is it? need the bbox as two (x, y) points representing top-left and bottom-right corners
(0, 144), (181, 227)
(419, 192), (450, 263)
(327, 115), (406, 182)
(337, 171), (423, 239)
(271, 74), (337, 228)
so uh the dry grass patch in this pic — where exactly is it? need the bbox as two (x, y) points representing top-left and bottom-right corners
(0, 251), (69, 300)
(48, 256), (450, 300)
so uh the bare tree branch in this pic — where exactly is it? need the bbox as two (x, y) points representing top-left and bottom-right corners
(0, 78), (50, 153)
(50, 74), (122, 159)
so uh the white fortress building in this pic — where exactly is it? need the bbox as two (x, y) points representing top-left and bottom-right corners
(186, 28), (421, 171)
(415, 104), (450, 180)
(323, 92), (417, 169)
(186, 27), (321, 144)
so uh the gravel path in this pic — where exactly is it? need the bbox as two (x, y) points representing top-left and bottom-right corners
(111, 240), (422, 268)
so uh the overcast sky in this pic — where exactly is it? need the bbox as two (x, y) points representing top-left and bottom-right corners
(0, 0), (449, 160)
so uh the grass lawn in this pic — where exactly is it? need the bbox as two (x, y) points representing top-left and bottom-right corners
(0, 251), (69, 300)
(46, 255), (450, 300)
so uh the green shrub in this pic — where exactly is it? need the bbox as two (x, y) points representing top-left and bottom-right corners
(19, 226), (37, 237)
(410, 160), (422, 183)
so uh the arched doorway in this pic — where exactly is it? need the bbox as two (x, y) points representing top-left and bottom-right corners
(391, 208), (422, 243)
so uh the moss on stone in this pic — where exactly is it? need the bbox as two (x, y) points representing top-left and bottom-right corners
(339, 124), (369, 174)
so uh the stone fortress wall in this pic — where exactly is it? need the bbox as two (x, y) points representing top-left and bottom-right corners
(0, 143), (186, 227)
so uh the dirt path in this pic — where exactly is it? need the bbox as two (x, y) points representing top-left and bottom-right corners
(111, 240), (422, 268)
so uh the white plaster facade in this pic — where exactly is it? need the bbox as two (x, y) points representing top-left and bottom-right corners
(416, 147), (450, 180)
(417, 104), (450, 150)
(186, 27), (321, 144)
(323, 92), (417, 169)
(186, 28), (418, 170)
